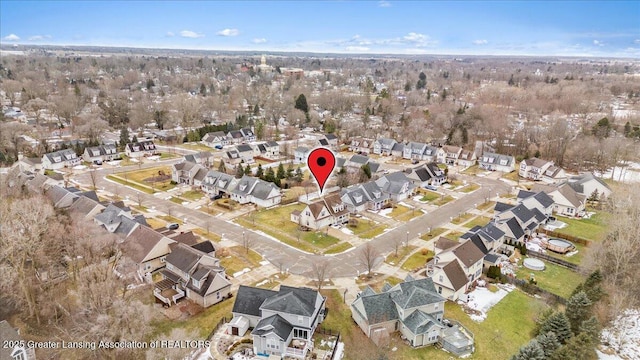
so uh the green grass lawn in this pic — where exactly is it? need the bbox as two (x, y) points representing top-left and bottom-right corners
(447, 231), (465, 240)
(451, 212), (475, 225)
(114, 166), (176, 192)
(149, 296), (233, 339)
(348, 219), (388, 239)
(323, 242), (354, 254)
(192, 228), (222, 242)
(158, 215), (183, 224)
(502, 171), (520, 181)
(420, 227), (448, 240)
(181, 190), (204, 201)
(542, 242), (587, 265)
(461, 165), (483, 175)
(420, 191), (440, 202)
(146, 217), (166, 229)
(384, 245), (417, 266)
(433, 195), (454, 206)
(554, 212), (610, 242)
(515, 259), (585, 298)
(235, 203), (340, 252)
(106, 175), (155, 194)
(177, 142), (214, 152)
(401, 249), (434, 271)
(160, 152), (180, 160)
(463, 216), (492, 229)
(460, 183), (480, 193)
(170, 196), (183, 204)
(389, 205), (421, 222)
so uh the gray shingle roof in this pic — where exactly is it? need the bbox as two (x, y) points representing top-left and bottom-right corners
(165, 243), (203, 273)
(403, 310), (441, 335)
(494, 202), (513, 213)
(232, 285), (278, 317)
(390, 278), (443, 309)
(251, 180), (279, 200)
(260, 286), (319, 317)
(504, 217), (525, 240)
(452, 241), (485, 267)
(252, 314), (293, 341)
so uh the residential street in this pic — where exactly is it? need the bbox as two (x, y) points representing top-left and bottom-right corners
(73, 163), (511, 278)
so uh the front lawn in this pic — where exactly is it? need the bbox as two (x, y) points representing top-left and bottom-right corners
(384, 245), (417, 266)
(348, 219), (388, 239)
(476, 201), (496, 211)
(451, 212), (474, 225)
(181, 190), (204, 201)
(146, 217), (166, 229)
(219, 246), (263, 276)
(323, 242), (354, 254)
(460, 183), (480, 193)
(515, 260), (585, 298)
(432, 195), (454, 206)
(114, 166), (176, 192)
(389, 205), (421, 222)
(420, 190), (440, 202)
(463, 216), (492, 229)
(192, 228), (222, 242)
(502, 171), (520, 181)
(401, 249), (434, 271)
(420, 227), (448, 240)
(554, 212), (610, 242)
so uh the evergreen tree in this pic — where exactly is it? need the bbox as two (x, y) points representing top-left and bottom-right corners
(550, 333), (597, 360)
(294, 167), (303, 183)
(244, 164), (252, 176)
(416, 71), (427, 89)
(360, 163), (372, 180)
(441, 88), (447, 101)
(256, 164), (264, 179)
(235, 164), (244, 178)
(218, 159), (226, 173)
(277, 163), (286, 180)
(265, 167), (276, 183)
(295, 94), (309, 114)
(582, 270), (604, 302)
(536, 332), (561, 358)
(580, 316), (600, 345)
(253, 104), (260, 116)
(566, 291), (592, 335)
(131, 135), (138, 143)
(200, 83), (207, 96)
(286, 164), (295, 179)
(540, 312), (572, 344)
(119, 127), (130, 151)
(510, 340), (545, 360)
(624, 121), (632, 137)
(427, 89), (431, 100)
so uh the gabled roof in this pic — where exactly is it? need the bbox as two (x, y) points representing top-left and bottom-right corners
(441, 260), (468, 291)
(260, 286), (319, 317)
(478, 223), (505, 242)
(237, 144), (253, 153)
(503, 217), (525, 240)
(191, 240), (215, 254)
(494, 201), (513, 213)
(511, 204), (535, 224)
(69, 196), (104, 216)
(122, 225), (174, 263)
(171, 231), (198, 246)
(325, 133), (338, 140)
(251, 180), (280, 200)
(389, 278), (443, 309)
(233, 285), (278, 317)
(252, 314), (293, 341)
(568, 172), (611, 193)
(533, 191), (555, 208)
(166, 243), (204, 274)
(468, 234), (489, 254)
(517, 190), (536, 201)
(319, 138), (329, 146)
(349, 154), (369, 164)
(403, 310), (442, 335)
(435, 237), (459, 251)
(412, 168), (432, 182)
(452, 241), (484, 267)
(186, 269), (230, 297)
(356, 291), (399, 325)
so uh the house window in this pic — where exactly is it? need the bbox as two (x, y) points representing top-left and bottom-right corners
(439, 275), (443, 282)
(267, 338), (278, 349)
(193, 279), (200, 288)
(438, 286), (442, 294)
(216, 292), (220, 299)
(293, 329), (308, 339)
(160, 256), (166, 263)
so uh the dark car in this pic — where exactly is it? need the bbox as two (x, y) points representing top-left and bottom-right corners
(168, 223), (179, 230)
(210, 194), (223, 200)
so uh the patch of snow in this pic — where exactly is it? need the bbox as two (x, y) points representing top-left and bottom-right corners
(232, 268), (251, 278)
(600, 308), (640, 360)
(463, 284), (515, 322)
(341, 227), (353, 235)
(379, 208), (393, 217)
(255, 279), (269, 287)
(259, 260), (270, 266)
(597, 350), (623, 360)
(526, 242), (545, 253)
(190, 344), (212, 360)
(398, 202), (413, 208)
(334, 342), (345, 359)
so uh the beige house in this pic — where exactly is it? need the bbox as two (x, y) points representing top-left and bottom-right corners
(290, 193), (349, 230)
(430, 240), (484, 301)
(121, 225), (176, 277)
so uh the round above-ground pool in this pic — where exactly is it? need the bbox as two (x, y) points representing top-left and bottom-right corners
(547, 238), (575, 254)
(523, 258), (545, 271)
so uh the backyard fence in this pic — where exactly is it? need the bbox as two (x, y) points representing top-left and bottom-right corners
(317, 327), (341, 360)
(527, 251), (580, 271)
(207, 316), (228, 340)
(537, 228), (592, 247)
(504, 276), (566, 305)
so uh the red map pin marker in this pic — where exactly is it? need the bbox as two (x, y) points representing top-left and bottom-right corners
(307, 147), (336, 195)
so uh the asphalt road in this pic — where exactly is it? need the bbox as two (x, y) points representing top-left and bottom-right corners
(75, 163), (510, 278)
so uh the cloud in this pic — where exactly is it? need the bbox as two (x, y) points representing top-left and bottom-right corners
(28, 35), (51, 41)
(217, 28), (239, 37)
(3, 34), (20, 41)
(345, 46), (370, 52)
(401, 32), (436, 47)
(635, 39), (640, 44)
(593, 40), (605, 46)
(473, 39), (488, 45)
(252, 38), (267, 44)
(180, 30), (204, 38)
(166, 31), (175, 37)
(378, 1), (391, 7)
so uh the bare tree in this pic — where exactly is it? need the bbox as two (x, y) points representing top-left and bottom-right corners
(311, 259), (331, 291)
(358, 243), (380, 278)
(242, 230), (254, 254)
(88, 168), (100, 190)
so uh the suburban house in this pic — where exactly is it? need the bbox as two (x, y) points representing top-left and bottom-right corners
(155, 242), (231, 308)
(430, 241), (485, 301)
(225, 149), (242, 165)
(373, 138), (397, 156)
(391, 143), (405, 158)
(226, 128), (256, 144)
(436, 145), (462, 165)
(0, 320), (36, 360)
(402, 142), (438, 162)
(41, 149), (81, 170)
(82, 144), (119, 163)
(517, 190), (555, 218)
(68, 195), (105, 220)
(125, 140), (159, 158)
(294, 147), (311, 164)
(12, 154), (43, 173)
(230, 285), (327, 359)
(350, 276), (473, 356)
(478, 152), (515, 173)
(348, 137), (373, 153)
(257, 141), (280, 158)
(459, 223), (506, 255)
(290, 193), (349, 230)
(94, 203), (149, 237)
(171, 161), (208, 186)
(341, 181), (390, 213)
(533, 183), (586, 217)
(567, 172), (612, 200)
(120, 225), (176, 278)
(457, 149), (477, 167)
(337, 154), (382, 175)
(230, 175), (282, 207)
(408, 162), (446, 187)
(201, 131), (230, 148)
(236, 144), (257, 164)
(183, 151), (214, 167)
(374, 171), (417, 202)
(519, 158), (566, 183)
(201, 170), (238, 197)
(323, 133), (339, 150)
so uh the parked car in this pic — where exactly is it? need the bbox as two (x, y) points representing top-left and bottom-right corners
(210, 194), (223, 200)
(167, 223), (180, 230)
(93, 160), (103, 165)
(411, 159), (419, 164)
(425, 185), (438, 191)
(215, 145), (223, 150)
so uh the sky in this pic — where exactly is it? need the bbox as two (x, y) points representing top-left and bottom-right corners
(1, 1), (639, 57)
